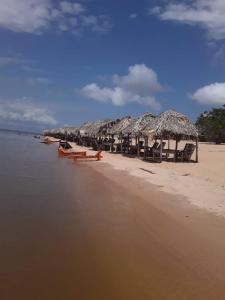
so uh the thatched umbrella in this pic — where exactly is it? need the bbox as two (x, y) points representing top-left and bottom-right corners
(122, 113), (156, 157)
(123, 113), (156, 136)
(86, 119), (115, 137)
(105, 116), (134, 153)
(143, 110), (199, 162)
(108, 116), (133, 136)
(79, 122), (94, 137)
(45, 127), (66, 139)
(143, 110), (198, 139)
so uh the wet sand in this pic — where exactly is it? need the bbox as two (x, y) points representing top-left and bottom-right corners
(1, 133), (225, 299)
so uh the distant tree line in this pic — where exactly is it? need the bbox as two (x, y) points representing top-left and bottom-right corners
(196, 105), (225, 144)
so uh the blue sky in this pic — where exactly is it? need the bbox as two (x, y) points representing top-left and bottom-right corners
(0, 0), (225, 131)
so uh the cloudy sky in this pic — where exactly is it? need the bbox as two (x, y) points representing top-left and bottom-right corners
(0, 0), (225, 131)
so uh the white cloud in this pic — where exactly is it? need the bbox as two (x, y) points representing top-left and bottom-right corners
(60, 1), (85, 14)
(82, 64), (163, 110)
(0, 0), (112, 35)
(0, 0), (52, 34)
(113, 64), (162, 95)
(212, 45), (225, 65)
(0, 99), (57, 125)
(151, 0), (225, 40)
(81, 15), (112, 33)
(192, 83), (225, 105)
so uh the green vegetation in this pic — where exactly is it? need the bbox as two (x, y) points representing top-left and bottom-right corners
(196, 105), (225, 144)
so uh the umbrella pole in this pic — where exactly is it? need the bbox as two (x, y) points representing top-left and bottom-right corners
(195, 137), (199, 163)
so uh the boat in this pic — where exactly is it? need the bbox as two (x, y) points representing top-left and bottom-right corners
(58, 141), (87, 156)
(58, 141), (76, 155)
(71, 150), (103, 161)
(40, 137), (59, 144)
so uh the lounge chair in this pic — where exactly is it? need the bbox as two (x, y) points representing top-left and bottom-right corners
(72, 150), (103, 161)
(92, 140), (99, 151)
(152, 142), (166, 161)
(176, 143), (196, 162)
(144, 141), (159, 158)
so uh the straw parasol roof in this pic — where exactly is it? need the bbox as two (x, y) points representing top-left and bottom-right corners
(123, 113), (156, 137)
(143, 110), (198, 140)
(85, 119), (115, 137)
(108, 116), (134, 135)
(44, 126), (78, 137)
(79, 121), (94, 136)
(65, 127), (79, 135)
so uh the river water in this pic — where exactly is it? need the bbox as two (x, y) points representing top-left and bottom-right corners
(0, 130), (225, 300)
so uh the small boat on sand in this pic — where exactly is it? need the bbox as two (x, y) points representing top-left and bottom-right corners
(71, 150), (103, 161)
(40, 137), (58, 144)
(58, 141), (86, 156)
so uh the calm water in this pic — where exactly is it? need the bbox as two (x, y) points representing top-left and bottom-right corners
(1, 131), (225, 300)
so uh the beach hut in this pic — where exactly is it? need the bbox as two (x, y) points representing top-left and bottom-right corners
(64, 127), (79, 141)
(86, 119), (116, 138)
(107, 116), (134, 152)
(82, 119), (115, 150)
(76, 122), (93, 146)
(78, 122), (94, 137)
(143, 110), (199, 162)
(45, 127), (66, 139)
(123, 113), (156, 157)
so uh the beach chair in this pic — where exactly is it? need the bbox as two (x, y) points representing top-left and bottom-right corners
(92, 140), (101, 151)
(176, 143), (196, 162)
(152, 142), (166, 162)
(149, 141), (159, 155)
(144, 141), (159, 160)
(72, 150), (103, 161)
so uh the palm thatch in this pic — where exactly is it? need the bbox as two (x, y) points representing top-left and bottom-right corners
(85, 119), (116, 137)
(44, 126), (79, 138)
(108, 116), (134, 135)
(143, 110), (198, 140)
(64, 127), (79, 135)
(123, 113), (156, 137)
(79, 122), (94, 136)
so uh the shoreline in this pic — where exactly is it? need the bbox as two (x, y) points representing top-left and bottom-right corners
(57, 139), (225, 218)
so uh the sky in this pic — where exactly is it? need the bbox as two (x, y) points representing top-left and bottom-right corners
(0, 0), (225, 131)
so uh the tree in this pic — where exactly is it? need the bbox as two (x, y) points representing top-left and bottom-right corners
(196, 105), (225, 144)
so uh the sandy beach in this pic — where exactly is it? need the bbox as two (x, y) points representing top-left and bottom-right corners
(63, 139), (225, 218)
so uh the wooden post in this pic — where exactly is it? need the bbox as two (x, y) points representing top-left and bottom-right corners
(195, 137), (199, 163)
(167, 137), (170, 160)
(119, 134), (122, 153)
(175, 138), (178, 162)
(110, 134), (114, 152)
(160, 136), (163, 162)
(144, 136), (148, 158)
(137, 136), (140, 158)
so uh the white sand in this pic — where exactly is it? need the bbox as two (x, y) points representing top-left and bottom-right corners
(47, 137), (225, 217)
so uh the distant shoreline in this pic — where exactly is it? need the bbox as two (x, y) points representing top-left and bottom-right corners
(0, 128), (41, 136)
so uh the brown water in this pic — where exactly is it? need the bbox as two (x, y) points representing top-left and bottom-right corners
(1, 131), (225, 300)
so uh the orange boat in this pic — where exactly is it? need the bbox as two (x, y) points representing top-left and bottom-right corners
(58, 141), (86, 156)
(40, 137), (58, 144)
(71, 150), (103, 161)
